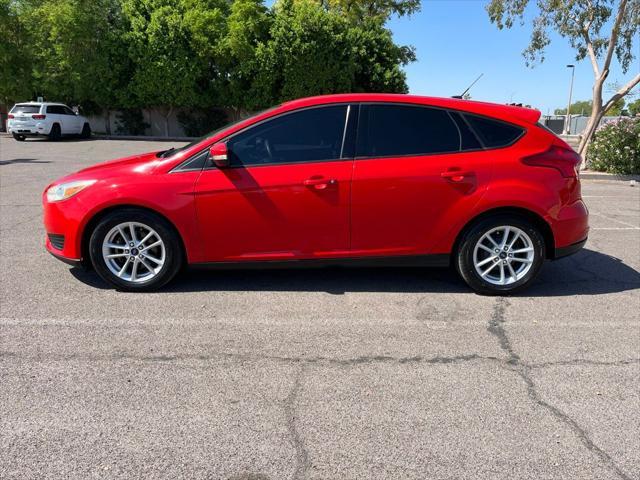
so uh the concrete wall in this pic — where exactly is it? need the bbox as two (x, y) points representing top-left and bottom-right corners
(87, 109), (188, 137)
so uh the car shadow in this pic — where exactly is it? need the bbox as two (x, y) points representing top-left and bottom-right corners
(0, 158), (51, 166)
(69, 249), (639, 297)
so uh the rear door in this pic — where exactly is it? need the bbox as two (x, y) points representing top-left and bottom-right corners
(350, 103), (495, 256)
(46, 105), (67, 132)
(194, 104), (355, 262)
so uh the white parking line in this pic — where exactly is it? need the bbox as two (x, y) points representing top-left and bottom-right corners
(590, 211), (640, 228)
(591, 227), (640, 230)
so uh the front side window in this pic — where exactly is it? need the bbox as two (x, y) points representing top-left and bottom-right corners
(63, 106), (76, 115)
(227, 105), (349, 166)
(356, 104), (461, 157)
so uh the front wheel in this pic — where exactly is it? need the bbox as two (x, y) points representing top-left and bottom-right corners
(89, 209), (183, 291)
(456, 215), (546, 295)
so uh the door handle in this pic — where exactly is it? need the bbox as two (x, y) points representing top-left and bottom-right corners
(441, 170), (475, 182)
(303, 177), (337, 190)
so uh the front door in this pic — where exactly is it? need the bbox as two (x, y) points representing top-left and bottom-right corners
(194, 104), (353, 262)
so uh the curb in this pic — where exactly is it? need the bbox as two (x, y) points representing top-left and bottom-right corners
(93, 134), (195, 142)
(580, 171), (640, 181)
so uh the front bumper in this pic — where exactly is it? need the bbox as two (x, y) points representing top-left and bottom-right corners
(43, 194), (86, 262)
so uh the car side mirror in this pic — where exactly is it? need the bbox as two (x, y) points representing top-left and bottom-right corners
(209, 142), (229, 168)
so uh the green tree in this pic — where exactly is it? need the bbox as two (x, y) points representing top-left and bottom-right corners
(17, 0), (130, 133)
(121, 0), (228, 136)
(248, 0), (413, 108)
(554, 100), (593, 115)
(0, 0), (34, 106)
(628, 98), (640, 116)
(487, 0), (640, 159)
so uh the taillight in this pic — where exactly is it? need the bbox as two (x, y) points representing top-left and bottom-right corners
(521, 145), (581, 178)
(8, 114), (14, 119)
(32, 114), (46, 120)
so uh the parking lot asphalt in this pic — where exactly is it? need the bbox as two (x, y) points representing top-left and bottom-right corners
(1, 135), (639, 480)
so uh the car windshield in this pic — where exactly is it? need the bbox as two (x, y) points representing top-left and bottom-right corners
(158, 106), (279, 158)
(11, 104), (41, 114)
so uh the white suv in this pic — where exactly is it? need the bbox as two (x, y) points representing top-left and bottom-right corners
(7, 102), (91, 141)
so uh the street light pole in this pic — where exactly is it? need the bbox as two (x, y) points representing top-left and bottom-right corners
(564, 64), (575, 135)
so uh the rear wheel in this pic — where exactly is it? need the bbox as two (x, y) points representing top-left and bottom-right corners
(49, 123), (61, 141)
(12, 133), (26, 141)
(456, 215), (546, 295)
(89, 209), (183, 291)
(81, 123), (91, 139)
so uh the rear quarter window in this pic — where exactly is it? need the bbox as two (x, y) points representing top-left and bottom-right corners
(10, 105), (41, 114)
(463, 114), (524, 148)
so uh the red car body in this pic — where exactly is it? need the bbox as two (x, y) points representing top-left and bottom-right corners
(43, 94), (588, 285)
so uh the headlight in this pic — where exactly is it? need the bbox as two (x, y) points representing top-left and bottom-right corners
(46, 180), (96, 202)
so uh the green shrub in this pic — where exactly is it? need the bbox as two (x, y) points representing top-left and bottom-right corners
(115, 109), (150, 136)
(588, 117), (640, 174)
(177, 108), (228, 137)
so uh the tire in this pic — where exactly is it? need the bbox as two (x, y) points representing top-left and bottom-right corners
(12, 133), (26, 141)
(456, 215), (546, 295)
(49, 123), (61, 141)
(89, 208), (183, 292)
(81, 123), (91, 139)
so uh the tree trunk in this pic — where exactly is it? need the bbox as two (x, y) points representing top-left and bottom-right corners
(577, 74), (606, 165)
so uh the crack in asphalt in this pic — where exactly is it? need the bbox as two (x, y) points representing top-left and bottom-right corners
(1, 349), (637, 371)
(529, 358), (640, 368)
(488, 298), (633, 480)
(284, 365), (310, 480)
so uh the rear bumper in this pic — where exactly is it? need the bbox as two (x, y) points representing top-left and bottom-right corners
(8, 122), (48, 135)
(554, 237), (587, 259)
(550, 199), (589, 254)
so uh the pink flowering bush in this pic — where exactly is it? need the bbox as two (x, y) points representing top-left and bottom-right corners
(588, 117), (640, 174)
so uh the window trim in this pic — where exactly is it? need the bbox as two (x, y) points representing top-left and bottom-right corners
(171, 103), (356, 173)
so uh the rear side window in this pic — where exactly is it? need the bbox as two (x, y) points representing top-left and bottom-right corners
(47, 105), (66, 114)
(228, 105), (348, 166)
(463, 114), (524, 148)
(356, 104), (460, 157)
(11, 104), (41, 114)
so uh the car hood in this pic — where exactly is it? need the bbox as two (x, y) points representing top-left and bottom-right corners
(46, 151), (165, 191)
(76, 151), (162, 177)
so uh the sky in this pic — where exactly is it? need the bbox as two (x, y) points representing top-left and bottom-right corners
(387, 0), (640, 115)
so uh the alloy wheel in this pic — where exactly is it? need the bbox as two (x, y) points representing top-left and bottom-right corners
(472, 225), (535, 286)
(101, 222), (166, 283)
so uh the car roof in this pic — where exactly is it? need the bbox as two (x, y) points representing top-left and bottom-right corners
(280, 93), (541, 125)
(14, 102), (68, 106)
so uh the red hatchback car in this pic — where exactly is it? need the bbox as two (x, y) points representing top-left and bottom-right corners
(43, 94), (588, 294)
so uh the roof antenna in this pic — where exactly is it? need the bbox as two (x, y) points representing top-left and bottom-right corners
(452, 73), (483, 99)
